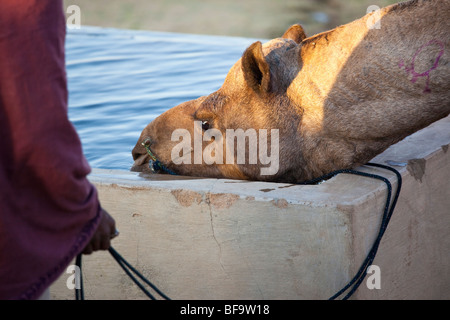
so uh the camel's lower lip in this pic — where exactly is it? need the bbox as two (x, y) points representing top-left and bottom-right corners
(131, 154), (174, 175)
(130, 163), (146, 172)
(130, 162), (174, 175)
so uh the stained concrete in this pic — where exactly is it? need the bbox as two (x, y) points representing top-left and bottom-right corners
(51, 115), (450, 299)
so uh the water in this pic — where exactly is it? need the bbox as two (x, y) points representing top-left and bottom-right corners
(66, 26), (259, 171)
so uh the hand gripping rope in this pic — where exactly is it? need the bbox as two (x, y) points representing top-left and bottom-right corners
(75, 161), (401, 300)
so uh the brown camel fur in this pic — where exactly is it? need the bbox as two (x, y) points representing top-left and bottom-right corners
(132, 0), (450, 183)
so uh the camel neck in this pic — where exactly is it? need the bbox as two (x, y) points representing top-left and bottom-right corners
(284, 0), (449, 178)
(288, 0), (448, 139)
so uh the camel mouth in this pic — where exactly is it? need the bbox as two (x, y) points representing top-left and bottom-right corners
(133, 153), (149, 167)
(131, 142), (176, 175)
(130, 153), (150, 172)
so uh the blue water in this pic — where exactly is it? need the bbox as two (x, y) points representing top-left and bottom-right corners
(66, 26), (259, 170)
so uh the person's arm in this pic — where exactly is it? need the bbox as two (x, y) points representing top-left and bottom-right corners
(0, 0), (117, 299)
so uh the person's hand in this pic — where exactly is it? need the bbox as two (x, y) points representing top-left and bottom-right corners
(82, 208), (117, 254)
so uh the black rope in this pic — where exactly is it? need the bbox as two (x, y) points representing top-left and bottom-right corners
(150, 159), (178, 175)
(297, 162), (402, 300)
(108, 247), (171, 300)
(74, 162), (400, 301)
(75, 247), (171, 300)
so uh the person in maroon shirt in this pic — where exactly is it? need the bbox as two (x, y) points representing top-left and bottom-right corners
(0, 0), (117, 299)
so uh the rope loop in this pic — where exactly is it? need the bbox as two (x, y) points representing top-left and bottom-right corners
(74, 162), (400, 300)
(307, 163), (402, 300)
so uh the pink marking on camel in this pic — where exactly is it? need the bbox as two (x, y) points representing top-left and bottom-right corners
(398, 40), (445, 93)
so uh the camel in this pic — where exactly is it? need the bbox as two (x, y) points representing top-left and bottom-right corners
(131, 0), (450, 183)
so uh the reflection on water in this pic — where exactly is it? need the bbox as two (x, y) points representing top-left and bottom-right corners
(66, 26), (258, 170)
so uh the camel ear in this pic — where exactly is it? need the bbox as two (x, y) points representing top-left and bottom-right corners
(282, 24), (307, 44)
(241, 41), (271, 93)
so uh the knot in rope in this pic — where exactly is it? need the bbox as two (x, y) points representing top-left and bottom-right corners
(142, 138), (177, 175)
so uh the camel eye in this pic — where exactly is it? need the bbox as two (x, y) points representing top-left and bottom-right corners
(201, 120), (210, 131)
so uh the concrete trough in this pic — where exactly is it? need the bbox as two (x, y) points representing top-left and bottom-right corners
(51, 115), (450, 300)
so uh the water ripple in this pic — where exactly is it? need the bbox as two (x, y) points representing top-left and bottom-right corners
(66, 26), (259, 170)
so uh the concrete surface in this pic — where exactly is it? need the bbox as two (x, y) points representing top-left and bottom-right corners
(51, 115), (450, 300)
